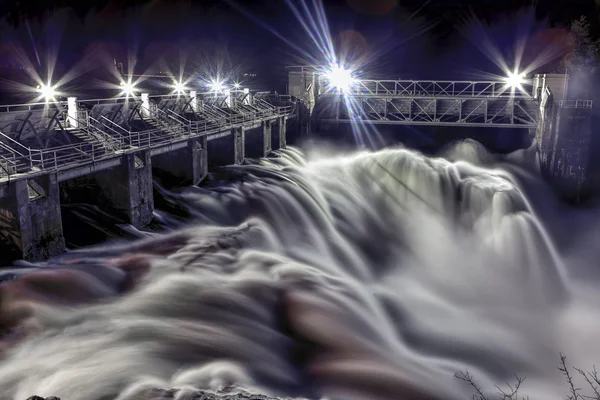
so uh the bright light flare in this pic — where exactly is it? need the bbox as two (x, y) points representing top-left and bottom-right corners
(324, 64), (356, 92)
(173, 81), (186, 94)
(120, 80), (136, 96)
(233, 82), (241, 90)
(504, 71), (526, 89)
(36, 83), (57, 102)
(208, 79), (226, 93)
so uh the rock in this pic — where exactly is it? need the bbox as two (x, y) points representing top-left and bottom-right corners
(23, 387), (307, 400)
(125, 386), (310, 400)
(25, 397), (60, 400)
(25, 397), (45, 400)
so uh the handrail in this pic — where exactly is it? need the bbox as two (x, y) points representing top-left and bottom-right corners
(166, 109), (192, 125)
(0, 130), (31, 157)
(255, 99), (277, 109)
(80, 122), (125, 150)
(0, 101), (67, 113)
(145, 105), (186, 126)
(78, 97), (140, 105)
(0, 142), (20, 167)
(97, 115), (131, 135)
(0, 103), (291, 177)
(152, 93), (191, 99)
(556, 99), (593, 109)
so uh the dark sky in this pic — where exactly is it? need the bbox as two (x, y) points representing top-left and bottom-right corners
(0, 0), (598, 92)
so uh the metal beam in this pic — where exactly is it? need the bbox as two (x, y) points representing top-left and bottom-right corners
(321, 79), (534, 98)
(323, 95), (540, 128)
(319, 119), (537, 128)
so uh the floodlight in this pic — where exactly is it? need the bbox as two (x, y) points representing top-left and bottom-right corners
(505, 71), (525, 89)
(174, 81), (185, 94)
(233, 82), (241, 89)
(120, 81), (136, 96)
(209, 79), (225, 93)
(37, 83), (56, 101)
(324, 64), (355, 92)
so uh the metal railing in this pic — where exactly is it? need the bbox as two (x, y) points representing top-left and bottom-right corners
(0, 97), (292, 179)
(99, 115), (132, 136)
(321, 79), (534, 98)
(0, 101), (67, 113)
(557, 99), (593, 109)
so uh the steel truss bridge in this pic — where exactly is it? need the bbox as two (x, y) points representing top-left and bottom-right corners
(318, 79), (592, 129)
(0, 90), (295, 181)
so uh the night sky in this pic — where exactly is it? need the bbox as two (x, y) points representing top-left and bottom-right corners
(0, 0), (598, 95)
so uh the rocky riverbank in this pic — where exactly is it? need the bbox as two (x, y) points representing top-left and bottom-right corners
(26, 386), (312, 400)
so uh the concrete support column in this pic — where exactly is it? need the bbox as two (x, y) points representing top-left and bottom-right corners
(90, 150), (154, 227)
(67, 97), (79, 128)
(0, 173), (65, 262)
(274, 116), (287, 149)
(262, 120), (272, 157)
(190, 91), (199, 113)
(233, 127), (245, 165)
(224, 89), (231, 108)
(122, 150), (154, 227)
(152, 136), (208, 186)
(141, 93), (151, 119)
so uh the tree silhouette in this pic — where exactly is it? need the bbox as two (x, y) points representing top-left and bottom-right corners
(559, 16), (600, 76)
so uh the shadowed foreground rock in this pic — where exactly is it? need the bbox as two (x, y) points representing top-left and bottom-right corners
(26, 387), (311, 400)
(26, 397), (61, 400)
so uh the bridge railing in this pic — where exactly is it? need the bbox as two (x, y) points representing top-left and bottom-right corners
(557, 99), (593, 109)
(99, 115), (132, 136)
(143, 105), (192, 135)
(78, 97), (138, 106)
(0, 100), (67, 113)
(33, 142), (111, 170)
(342, 79), (532, 98)
(0, 98), (292, 177)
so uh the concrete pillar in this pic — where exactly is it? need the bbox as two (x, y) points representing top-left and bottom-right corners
(190, 91), (198, 112)
(67, 97), (79, 128)
(535, 87), (593, 202)
(274, 116), (287, 149)
(116, 150), (154, 227)
(62, 150), (154, 227)
(141, 93), (151, 119)
(152, 136), (208, 186)
(0, 173), (65, 262)
(225, 89), (232, 108)
(262, 120), (272, 157)
(233, 127), (245, 165)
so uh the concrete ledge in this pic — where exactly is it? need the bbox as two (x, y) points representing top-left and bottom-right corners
(57, 158), (123, 182)
(149, 140), (189, 156)
(208, 130), (232, 141)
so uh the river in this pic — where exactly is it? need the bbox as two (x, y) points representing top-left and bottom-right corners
(1, 140), (600, 400)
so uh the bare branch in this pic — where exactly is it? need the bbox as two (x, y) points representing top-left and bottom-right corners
(559, 353), (583, 400)
(574, 366), (600, 400)
(495, 374), (526, 399)
(455, 369), (488, 400)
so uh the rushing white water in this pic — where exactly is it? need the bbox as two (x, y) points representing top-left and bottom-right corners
(1, 141), (600, 400)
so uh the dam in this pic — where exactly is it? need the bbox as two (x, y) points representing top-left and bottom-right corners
(0, 88), (295, 261)
(0, 68), (593, 262)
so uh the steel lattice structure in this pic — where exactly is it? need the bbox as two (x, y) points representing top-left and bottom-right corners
(324, 79), (533, 98)
(320, 96), (540, 128)
(317, 79), (545, 128)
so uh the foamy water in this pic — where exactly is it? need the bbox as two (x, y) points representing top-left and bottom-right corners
(1, 141), (599, 400)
